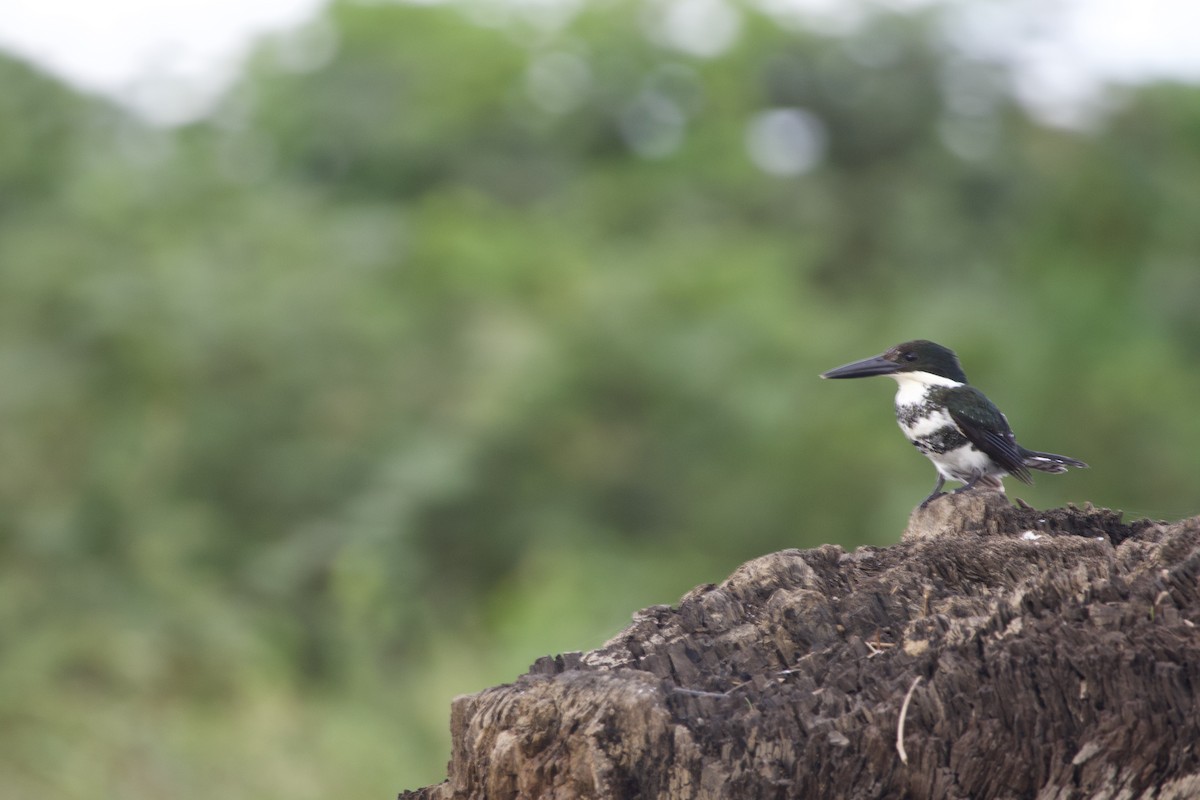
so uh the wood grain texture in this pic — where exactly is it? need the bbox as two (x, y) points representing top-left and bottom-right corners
(403, 493), (1200, 799)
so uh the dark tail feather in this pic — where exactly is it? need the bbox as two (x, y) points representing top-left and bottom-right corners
(1020, 448), (1088, 474)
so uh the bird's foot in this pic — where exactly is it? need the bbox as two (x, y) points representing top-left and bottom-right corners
(919, 491), (948, 509)
(952, 472), (985, 495)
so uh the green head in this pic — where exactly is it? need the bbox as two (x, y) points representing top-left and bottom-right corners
(821, 340), (968, 383)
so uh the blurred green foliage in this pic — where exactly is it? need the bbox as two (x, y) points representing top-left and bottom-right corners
(3, 0), (1200, 796)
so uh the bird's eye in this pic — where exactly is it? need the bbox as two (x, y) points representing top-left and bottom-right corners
(903, 352), (919, 362)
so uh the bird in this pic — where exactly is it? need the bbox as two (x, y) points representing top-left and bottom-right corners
(821, 340), (1087, 507)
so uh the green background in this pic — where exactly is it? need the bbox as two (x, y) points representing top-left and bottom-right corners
(4, 0), (1199, 796)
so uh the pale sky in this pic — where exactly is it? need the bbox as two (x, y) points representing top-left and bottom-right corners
(2, 0), (1200, 126)
(0, 0), (328, 123)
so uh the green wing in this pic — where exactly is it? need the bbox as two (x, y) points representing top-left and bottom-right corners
(945, 386), (1033, 484)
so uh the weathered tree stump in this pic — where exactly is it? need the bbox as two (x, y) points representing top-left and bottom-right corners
(401, 493), (1200, 799)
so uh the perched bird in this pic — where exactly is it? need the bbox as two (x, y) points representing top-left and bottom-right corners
(821, 340), (1087, 507)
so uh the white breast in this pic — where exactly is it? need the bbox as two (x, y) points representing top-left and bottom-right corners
(899, 408), (955, 438)
(891, 371), (965, 437)
(888, 371), (1004, 483)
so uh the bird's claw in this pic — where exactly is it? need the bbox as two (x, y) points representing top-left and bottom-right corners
(919, 492), (947, 509)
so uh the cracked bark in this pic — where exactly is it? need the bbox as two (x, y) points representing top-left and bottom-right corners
(401, 493), (1200, 800)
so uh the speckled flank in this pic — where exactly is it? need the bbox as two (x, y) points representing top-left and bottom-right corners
(896, 385), (958, 439)
(911, 426), (970, 456)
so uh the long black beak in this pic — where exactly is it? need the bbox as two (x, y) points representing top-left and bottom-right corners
(820, 354), (901, 379)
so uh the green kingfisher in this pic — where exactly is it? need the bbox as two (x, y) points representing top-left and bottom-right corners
(821, 340), (1087, 507)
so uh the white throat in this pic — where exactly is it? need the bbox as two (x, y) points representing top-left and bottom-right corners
(890, 371), (964, 405)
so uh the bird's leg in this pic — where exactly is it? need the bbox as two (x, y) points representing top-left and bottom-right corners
(919, 475), (947, 508)
(953, 471), (984, 494)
